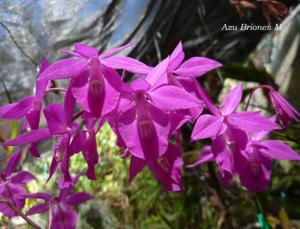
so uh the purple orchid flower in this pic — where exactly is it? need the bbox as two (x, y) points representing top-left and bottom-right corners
(38, 43), (146, 81)
(0, 150), (35, 217)
(153, 42), (222, 83)
(128, 141), (184, 191)
(69, 114), (103, 180)
(0, 59), (50, 157)
(189, 127), (300, 192)
(237, 128), (300, 192)
(3, 100), (78, 182)
(144, 42), (222, 122)
(115, 72), (201, 161)
(39, 101), (78, 182)
(62, 42), (151, 75)
(167, 42), (223, 78)
(247, 85), (300, 127)
(2, 87), (96, 182)
(191, 84), (280, 186)
(268, 89), (300, 126)
(24, 176), (93, 229)
(38, 43), (148, 118)
(192, 84), (280, 141)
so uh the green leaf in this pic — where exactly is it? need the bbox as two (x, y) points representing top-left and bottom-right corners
(220, 63), (276, 85)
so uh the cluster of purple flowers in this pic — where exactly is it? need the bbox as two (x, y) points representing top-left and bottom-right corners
(0, 42), (299, 227)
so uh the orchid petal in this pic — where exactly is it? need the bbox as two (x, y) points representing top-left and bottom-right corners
(4, 149), (22, 177)
(74, 43), (98, 58)
(102, 56), (151, 74)
(220, 83), (243, 115)
(191, 115), (223, 140)
(35, 58), (50, 98)
(47, 157), (59, 182)
(26, 100), (42, 130)
(269, 90), (300, 126)
(118, 105), (170, 161)
(130, 77), (151, 92)
(211, 136), (234, 186)
(22, 192), (52, 200)
(100, 43), (132, 58)
(0, 96), (35, 119)
(64, 192), (94, 206)
(259, 140), (300, 160)
(10, 171), (35, 184)
(3, 128), (51, 146)
(69, 131), (87, 155)
(150, 85), (202, 112)
(82, 132), (99, 180)
(251, 116), (276, 141)
(194, 82), (221, 116)
(129, 156), (145, 181)
(168, 41), (184, 71)
(0, 103), (15, 116)
(29, 144), (41, 157)
(26, 203), (49, 216)
(147, 143), (183, 192)
(64, 87), (76, 125)
(38, 59), (88, 81)
(228, 111), (280, 132)
(174, 57), (222, 77)
(145, 57), (169, 88)
(44, 103), (67, 135)
(169, 111), (193, 135)
(71, 71), (90, 112)
(101, 67), (123, 116)
(226, 125), (248, 150)
(50, 202), (77, 229)
(236, 146), (272, 192)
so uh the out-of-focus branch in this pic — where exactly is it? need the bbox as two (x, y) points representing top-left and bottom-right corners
(0, 21), (37, 67)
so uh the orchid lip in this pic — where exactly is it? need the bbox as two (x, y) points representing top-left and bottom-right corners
(89, 79), (104, 96)
(138, 119), (152, 139)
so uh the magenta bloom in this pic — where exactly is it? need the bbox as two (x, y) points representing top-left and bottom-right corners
(24, 176), (93, 229)
(38, 43), (148, 117)
(128, 141), (184, 191)
(0, 58), (50, 157)
(146, 42), (222, 85)
(190, 83), (300, 191)
(192, 84), (280, 141)
(2, 40), (299, 207)
(115, 75), (201, 161)
(69, 114), (101, 180)
(237, 129), (300, 192)
(3, 102), (78, 182)
(0, 150), (35, 217)
(190, 128), (300, 192)
(191, 84), (280, 186)
(146, 42), (222, 121)
(268, 89), (300, 126)
(39, 102), (78, 182)
(247, 85), (300, 126)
